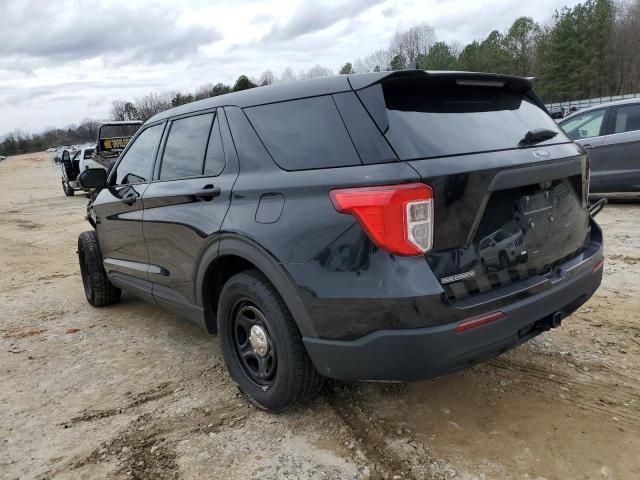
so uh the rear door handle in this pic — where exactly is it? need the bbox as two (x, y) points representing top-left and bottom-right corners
(583, 144), (593, 150)
(195, 184), (221, 200)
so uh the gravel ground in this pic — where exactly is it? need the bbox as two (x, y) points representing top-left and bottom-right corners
(1, 152), (639, 480)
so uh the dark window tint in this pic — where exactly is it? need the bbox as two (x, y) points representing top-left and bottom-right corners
(225, 106), (273, 172)
(83, 149), (94, 159)
(493, 230), (509, 242)
(358, 78), (567, 160)
(116, 124), (163, 184)
(204, 115), (225, 176)
(613, 103), (640, 134)
(101, 124), (141, 139)
(244, 96), (360, 170)
(160, 113), (213, 180)
(332, 92), (397, 164)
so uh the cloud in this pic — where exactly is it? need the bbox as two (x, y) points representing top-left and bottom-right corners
(251, 13), (275, 25)
(0, 0), (221, 71)
(382, 7), (397, 17)
(264, 0), (386, 41)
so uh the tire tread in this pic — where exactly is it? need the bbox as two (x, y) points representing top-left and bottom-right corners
(78, 230), (121, 307)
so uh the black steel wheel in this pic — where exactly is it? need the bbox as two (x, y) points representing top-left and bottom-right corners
(218, 270), (324, 411)
(231, 301), (278, 388)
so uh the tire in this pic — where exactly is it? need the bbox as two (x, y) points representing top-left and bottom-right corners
(217, 270), (324, 411)
(481, 259), (489, 273)
(78, 231), (121, 307)
(63, 181), (75, 197)
(499, 251), (510, 270)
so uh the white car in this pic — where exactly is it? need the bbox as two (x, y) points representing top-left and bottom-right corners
(479, 228), (527, 272)
(59, 146), (104, 196)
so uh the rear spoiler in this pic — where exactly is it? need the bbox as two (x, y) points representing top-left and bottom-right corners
(347, 70), (545, 111)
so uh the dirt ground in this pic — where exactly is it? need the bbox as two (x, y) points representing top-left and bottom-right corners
(1, 152), (639, 480)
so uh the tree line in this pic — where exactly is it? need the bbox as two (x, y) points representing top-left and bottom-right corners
(2, 0), (638, 157)
(0, 120), (100, 157)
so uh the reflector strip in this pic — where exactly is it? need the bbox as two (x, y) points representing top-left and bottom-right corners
(456, 311), (506, 333)
(592, 259), (604, 272)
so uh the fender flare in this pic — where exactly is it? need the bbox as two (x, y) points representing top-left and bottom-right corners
(194, 233), (318, 338)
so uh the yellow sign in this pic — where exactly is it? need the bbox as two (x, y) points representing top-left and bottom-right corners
(102, 137), (130, 150)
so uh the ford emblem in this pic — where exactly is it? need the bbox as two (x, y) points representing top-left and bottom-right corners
(532, 149), (550, 159)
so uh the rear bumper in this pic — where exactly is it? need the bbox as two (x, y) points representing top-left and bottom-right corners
(303, 245), (603, 381)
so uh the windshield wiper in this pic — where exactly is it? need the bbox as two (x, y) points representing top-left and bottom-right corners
(518, 128), (558, 147)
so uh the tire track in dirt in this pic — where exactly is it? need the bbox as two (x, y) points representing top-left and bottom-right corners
(61, 382), (174, 425)
(488, 357), (640, 425)
(326, 384), (447, 480)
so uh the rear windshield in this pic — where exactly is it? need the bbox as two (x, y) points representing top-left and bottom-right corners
(357, 77), (568, 160)
(100, 124), (141, 139)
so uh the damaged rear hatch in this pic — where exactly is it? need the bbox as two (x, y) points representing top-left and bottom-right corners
(353, 71), (593, 305)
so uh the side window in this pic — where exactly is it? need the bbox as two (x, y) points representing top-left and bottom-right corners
(244, 96), (360, 170)
(204, 115), (225, 176)
(333, 91), (397, 165)
(115, 124), (163, 185)
(561, 110), (605, 141)
(160, 113), (214, 180)
(613, 104), (640, 134)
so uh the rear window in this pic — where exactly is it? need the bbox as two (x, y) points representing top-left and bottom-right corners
(613, 103), (640, 134)
(358, 77), (568, 160)
(100, 124), (141, 139)
(244, 96), (360, 170)
(83, 149), (94, 159)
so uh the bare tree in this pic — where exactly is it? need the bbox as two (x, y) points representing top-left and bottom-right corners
(111, 100), (140, 121)
(608, 0), (640, 94)
(390, 23), (436, 66)
(354, 48), (393, 72)
(194, 83), (213, 100)
(305, 65), (334, 79)
(133, 93), (172, 122)
(259, 70), (275, 86)
(279, 67), (296, 83)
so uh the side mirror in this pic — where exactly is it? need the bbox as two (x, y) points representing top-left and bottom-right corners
(78, 168), (107, 190)
(61, 150), (71, 164)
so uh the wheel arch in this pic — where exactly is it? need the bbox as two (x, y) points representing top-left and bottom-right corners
(195, 234), (317, 338)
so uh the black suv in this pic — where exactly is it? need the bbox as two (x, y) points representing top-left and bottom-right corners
(77, 71), (604, 411)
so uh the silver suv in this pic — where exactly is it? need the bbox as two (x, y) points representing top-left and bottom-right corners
(559, 99), (640, 193)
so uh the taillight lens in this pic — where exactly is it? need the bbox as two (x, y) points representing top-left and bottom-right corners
(329, 184), (434, 256)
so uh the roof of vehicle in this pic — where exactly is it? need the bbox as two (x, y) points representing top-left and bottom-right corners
(148, 70), (537, 124)
(560, 97), (640, 123)
(100, 121), (143, 126)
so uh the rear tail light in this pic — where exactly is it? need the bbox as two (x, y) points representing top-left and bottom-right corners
(329, 184), (434, 256)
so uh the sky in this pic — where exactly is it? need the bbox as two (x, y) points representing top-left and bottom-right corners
(0, 0), (583, 136)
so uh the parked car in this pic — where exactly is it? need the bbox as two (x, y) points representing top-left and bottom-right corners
(549, 106), (565, 119)
(59, 146), (95, 196)
(479, 228), (526, 272)
(559, 98), (640, 192)
(76, 70), (604, 411)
